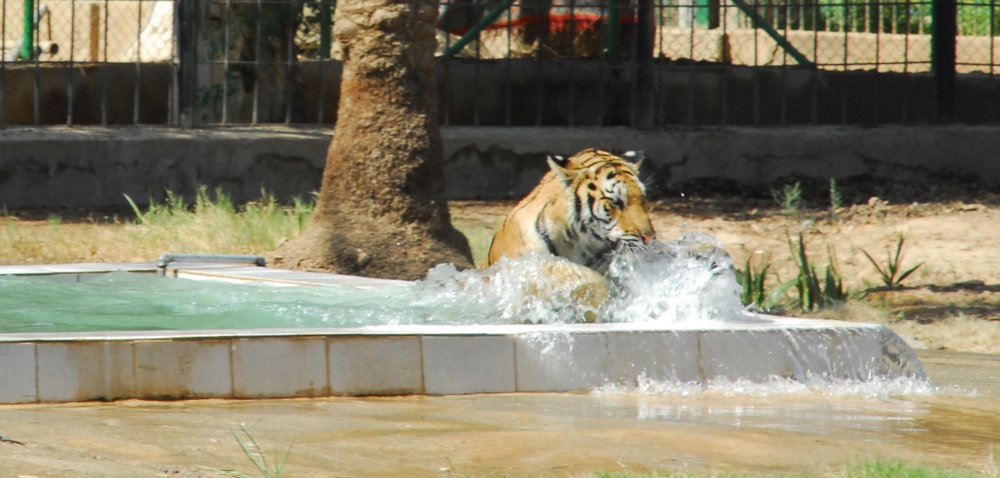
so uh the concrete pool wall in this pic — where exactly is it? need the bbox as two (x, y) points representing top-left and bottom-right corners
(0, 263), (925, 404)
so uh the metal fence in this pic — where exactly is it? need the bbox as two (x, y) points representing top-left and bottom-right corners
(0, 0), (997, 127)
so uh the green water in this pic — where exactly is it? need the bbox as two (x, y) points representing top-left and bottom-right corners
(0, 271), (442, 332)
(0, 237), (751, 333)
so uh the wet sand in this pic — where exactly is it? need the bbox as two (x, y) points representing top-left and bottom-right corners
(0, 350), (997, 477)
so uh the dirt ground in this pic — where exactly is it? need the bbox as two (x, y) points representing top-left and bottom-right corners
(0, 351), (997, 477)
(451, 175), (1000, 353)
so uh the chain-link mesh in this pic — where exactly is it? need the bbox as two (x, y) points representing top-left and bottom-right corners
(0, 0), (174, 62)
(1, 0), (997, 126)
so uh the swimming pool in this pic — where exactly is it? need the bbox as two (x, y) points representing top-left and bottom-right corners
(0, 261), (926, 403)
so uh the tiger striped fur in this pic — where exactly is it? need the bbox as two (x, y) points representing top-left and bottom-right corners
(486, 148), (655, 272)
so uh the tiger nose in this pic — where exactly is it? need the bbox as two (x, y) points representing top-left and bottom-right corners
(636, 217), (655, 244)
(638, 222), (655, 244)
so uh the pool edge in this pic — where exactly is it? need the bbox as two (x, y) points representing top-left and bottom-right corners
(0, 262), (926, 403)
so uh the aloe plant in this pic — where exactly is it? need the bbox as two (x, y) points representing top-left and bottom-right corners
(773, 181), (803, 217)
(778, 234), (847, 311)
(736, 257), (771, 310)
(861, 235), (924, 289)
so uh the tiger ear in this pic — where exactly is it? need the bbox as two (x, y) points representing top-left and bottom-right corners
(622, 150), (645, 166)
(545, 154), (569, 178)
(547, 154), (574, 183)
(548, 154), (569, 169)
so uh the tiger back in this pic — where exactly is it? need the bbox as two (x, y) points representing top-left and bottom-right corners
(486, 148), (655, 272)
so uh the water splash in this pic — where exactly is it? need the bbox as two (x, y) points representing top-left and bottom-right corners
(420, 232), (754, 325)
(597, 372), (939, 399)
(604, 232), (755, 323)
(419, 254), (604, 324)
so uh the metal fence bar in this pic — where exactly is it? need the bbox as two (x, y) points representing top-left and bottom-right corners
(177, 0), (198, 127)
(21, 0), (32, 59)
(780, 0), (788, 124)
(252, 0), (262, 125)
(503, 5), (511, 126)
(634, 0), (654, 128)
(31, 2), (38, 125)
(991, 0), (996, 121)
(65, 0), (73, 124)
(0, 0), (5, 127)
(101, 0), (108, 125)
(0, 0), (996, 128)
(1, 0), (6, 127)
(285, 0), (294, 125)
(473, 22), (480, 127)
(933, 0), (957, 120)
(730, 0), (813, 64)
(721, 0), (730, 125)
(752, 0), (760, 125)
(687, 0), (696, 125)
(134, 0), (141, 124)
(444, 0), (516, 57)
(222, 0), (231, 124)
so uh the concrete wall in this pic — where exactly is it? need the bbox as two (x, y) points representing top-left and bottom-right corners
(0, 125), (996, 210)
(5, 60), (1000, 127)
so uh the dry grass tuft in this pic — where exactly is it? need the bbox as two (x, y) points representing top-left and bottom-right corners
(1, 188), (314, 265)
(890, 315), (1000, 354)
(818, 300), (1000, 354)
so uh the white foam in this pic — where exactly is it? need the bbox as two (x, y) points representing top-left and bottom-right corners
(597, 372), (939, 398)
(418, 232), (754, 325)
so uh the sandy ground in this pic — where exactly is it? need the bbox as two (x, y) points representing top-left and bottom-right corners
(0, 350), (998, 477)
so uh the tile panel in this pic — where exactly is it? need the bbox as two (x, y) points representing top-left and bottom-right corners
(423, 335), (516, 395)
(0, 343), (37, 403)
(231, 337), (328, 398)
(36, 341), (135, 402)
(328, 336), (423, 395)
(134, 339), (233, 399)
(515, 331), (607, 392)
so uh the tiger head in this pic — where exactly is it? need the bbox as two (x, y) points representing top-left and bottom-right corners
(486, 148), (656, 272)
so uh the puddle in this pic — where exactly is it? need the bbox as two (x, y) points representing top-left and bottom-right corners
(0, 350), (996, 477)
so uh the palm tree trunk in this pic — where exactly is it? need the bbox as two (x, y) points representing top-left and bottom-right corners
(270, 0), (473, 279)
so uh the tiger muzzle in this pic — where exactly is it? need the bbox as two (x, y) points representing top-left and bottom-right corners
(623, 207), (656, 245)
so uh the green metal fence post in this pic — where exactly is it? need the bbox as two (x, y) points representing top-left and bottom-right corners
(20, 0), (35, 60)
(728, 0), (812, 66)
(444, 0), (517, 58)
(695, 0), (719, 28)
(607, 0), (621, 56)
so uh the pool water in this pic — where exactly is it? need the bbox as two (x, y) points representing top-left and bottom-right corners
(0, 270), (443, 332)
(0, 234), (753, 332)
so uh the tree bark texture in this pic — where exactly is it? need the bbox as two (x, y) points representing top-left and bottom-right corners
(271, 0), (473, 279)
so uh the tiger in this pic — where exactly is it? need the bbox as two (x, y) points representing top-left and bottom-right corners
(485, 148), (656, 272)
(482, 148), (656, 322)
